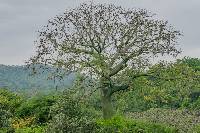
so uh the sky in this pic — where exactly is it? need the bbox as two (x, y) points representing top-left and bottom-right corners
(0, 0), (200, 65)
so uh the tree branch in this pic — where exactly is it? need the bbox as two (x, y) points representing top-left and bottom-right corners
(110, 85), (129, 95)
(110, 71), (187, 95)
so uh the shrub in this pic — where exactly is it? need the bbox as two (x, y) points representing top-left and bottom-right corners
(0, 108), (11, 128)
(96, 115), (177, 133)
(128, 108), (200, 133)
(12, 116), (35, 129)
(0, 89), (23, 113)
(46, 113), (96, 133)
(46, 89), (177, 133)
(46, 90), (99, 133)
(0, 108), (14, 133)
(15, 94), (57, 124)
(47, 114), (176, 133)
(0, 89), (24, 132)
(189, 97), (200, 110)
(15, 126), (46, 133)
(47, 94), (177, 133)
(192, 125), (200, 133)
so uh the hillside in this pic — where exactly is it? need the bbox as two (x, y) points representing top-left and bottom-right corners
(0, 64), (75, 92)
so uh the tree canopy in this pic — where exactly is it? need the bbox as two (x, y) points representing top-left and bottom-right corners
(29, 3), (181, 78)
(28, 2), (182, 118)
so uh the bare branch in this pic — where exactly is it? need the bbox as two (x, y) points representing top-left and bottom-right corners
(28, 2), (181, 81)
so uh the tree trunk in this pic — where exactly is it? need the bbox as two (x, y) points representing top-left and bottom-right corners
(100, 77), (114, 119)
(101, 93), (114, 119)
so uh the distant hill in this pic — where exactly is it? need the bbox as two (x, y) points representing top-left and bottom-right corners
(0, 64), (75, 92)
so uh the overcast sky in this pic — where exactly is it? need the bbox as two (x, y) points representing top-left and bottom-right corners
(0, 0), (200, 65)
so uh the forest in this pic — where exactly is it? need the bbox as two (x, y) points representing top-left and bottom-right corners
(0, 64), (74, 92)
(1, 2), (200, 133)
(1, 57), (200, 133)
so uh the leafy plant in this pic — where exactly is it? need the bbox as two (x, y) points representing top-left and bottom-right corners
(15, 126), (46, 133)
(46, 90), (99, 133)
(15, 93), (58, 124)
(96, 115), (177, 133)
(128, 108), (200, 133)
(0, 89), (23, 113)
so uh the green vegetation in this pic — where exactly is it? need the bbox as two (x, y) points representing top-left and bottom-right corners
(128, 108), (200, 133)
(0, 64), (74, 92)
(1, 2), (200, 133)
(95, 116), (177, 133)
(28, 2), (182, 120)
(0, 57), (200, 132)
(15, 94), (58, 124)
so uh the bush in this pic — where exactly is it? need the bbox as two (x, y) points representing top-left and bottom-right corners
(15, 126), (46, 133)
(189, 97), (200, 110)
(0, 109), (14, 133)
(0, 89), (23, 113)
(114, 61), (200, 112)
(192, 125), (200, 133)
(46, 90), (99, 133)
(0, 108), (12, 128)
(12, 116), (35, 129)
(128, 108), (200, 133)
(0, 89), (18, 133)
(46, 113), (96, 133)
(46, 91), (176, 133)
(15, 94), (57, 124)
(47, 114), (176, 133)
(96, 115), (177, 133)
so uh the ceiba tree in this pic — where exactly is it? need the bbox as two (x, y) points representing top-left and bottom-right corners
(28, 3), (181, 119)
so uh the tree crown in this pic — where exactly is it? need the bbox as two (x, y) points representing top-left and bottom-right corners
(28, 2), (181, 79)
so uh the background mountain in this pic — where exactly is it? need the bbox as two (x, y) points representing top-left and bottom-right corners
(0, 64), (75, 92)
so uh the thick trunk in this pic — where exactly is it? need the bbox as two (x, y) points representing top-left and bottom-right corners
(100, 77), (114, 119)
(101, 94), (114, 119)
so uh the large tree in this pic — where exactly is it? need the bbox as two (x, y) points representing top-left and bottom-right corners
(28, 3), (181, 119)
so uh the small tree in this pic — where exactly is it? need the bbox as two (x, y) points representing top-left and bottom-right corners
(28, 3), (181, 119)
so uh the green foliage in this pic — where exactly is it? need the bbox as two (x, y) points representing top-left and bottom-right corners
(180, 57), (200, 71)
(114, 60), (200, 113)
(1, 57), (200, 132)
(46, 113), (96, 133)
(15, 126), (46, 133)
(0, 89), (23, 113)
(192, 125), (200, 133)
(113, 89), (152, 113)
(96, 115), (177, 133)
(189, 97), (200, 110)
(0, 108), (11, 128)
(0, 65), (74, 92)
(129, 108), (200, 133)
(15, 93), (58, 124)
(46, 90), (99, 133)
(142, 62), (199, 108)
(0, 89), (22, 132)
(0, 108), (14, 133)
(46, 89), (177, 133)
